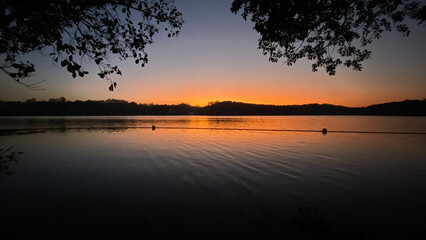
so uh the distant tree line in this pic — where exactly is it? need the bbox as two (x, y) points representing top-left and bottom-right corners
(0, 98), (425, 116)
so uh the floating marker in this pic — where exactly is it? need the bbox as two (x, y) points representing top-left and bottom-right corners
(322, 128), (327, 134)
(152, 125), (156, 131)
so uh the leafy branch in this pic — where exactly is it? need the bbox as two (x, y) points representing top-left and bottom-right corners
(231, 0), (425, 75)
(0, 0), (183, 90)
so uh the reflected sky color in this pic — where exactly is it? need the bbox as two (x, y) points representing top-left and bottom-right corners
(1, 116), (426, 238)
(0, 0), (425, 106)
(1, 115), (426, 133)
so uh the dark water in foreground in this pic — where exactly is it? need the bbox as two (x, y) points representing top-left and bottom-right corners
(1, 116), (425, 239)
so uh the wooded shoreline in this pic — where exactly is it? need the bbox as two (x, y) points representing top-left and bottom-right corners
(1, 99), (425, 116)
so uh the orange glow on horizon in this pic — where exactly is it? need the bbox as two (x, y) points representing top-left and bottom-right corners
(122, 78), (423, 108)
(110, 68), (424, 108)
(129, 94), (415, 108)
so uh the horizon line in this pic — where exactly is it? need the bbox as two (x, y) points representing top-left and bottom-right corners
(1, 97), (425, 108)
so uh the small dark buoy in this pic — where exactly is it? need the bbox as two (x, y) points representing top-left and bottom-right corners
(152, 125), (156, 131)
(322, 128), (327, 134)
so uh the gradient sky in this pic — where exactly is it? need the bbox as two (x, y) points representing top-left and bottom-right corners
(1, 0), (425, 107)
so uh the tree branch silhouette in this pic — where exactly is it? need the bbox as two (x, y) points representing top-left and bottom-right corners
(231, 0), (426, 75)
(0, 0), (183, 90)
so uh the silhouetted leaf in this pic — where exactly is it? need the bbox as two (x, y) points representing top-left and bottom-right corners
(61, 60), (68, 67)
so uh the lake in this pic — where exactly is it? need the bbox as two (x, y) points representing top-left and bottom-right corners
(1, 116), (425, 239)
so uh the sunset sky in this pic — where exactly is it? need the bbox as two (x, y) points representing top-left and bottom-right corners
(1, 0), (425, 107)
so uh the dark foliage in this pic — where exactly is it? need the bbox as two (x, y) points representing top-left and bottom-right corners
(0, 0), (183, 89)
(231, 0), (426, 75)
(0, 146), (23, 175)
(292, 206), (333, 234)
(291, 206), (368, 239)
(0, 98), (425, 116)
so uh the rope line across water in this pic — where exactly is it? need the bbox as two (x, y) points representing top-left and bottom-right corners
(1, 126), (426, 135)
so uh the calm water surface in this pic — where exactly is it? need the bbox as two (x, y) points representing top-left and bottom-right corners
(0, 116), (425, 239)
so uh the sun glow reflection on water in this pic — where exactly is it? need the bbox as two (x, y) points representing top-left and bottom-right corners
(0, 116), (425, 238)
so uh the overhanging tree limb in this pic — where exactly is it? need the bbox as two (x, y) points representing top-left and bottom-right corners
(0, 0), (183, 90)
(231, 0), (425, 75)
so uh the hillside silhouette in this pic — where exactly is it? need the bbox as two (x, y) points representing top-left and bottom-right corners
(0, 98), (425, 116)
